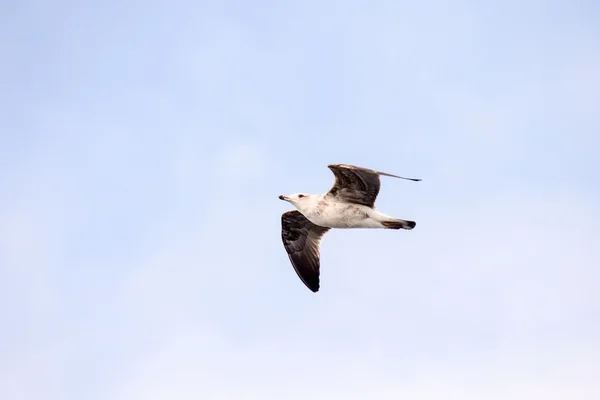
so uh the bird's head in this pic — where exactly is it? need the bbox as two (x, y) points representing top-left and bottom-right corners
(278, 193), (314, 210)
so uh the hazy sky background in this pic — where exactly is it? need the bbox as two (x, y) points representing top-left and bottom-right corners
(1, 1), (599, 399)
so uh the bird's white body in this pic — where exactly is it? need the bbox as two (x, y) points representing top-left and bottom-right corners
(287, 194), (394, 229)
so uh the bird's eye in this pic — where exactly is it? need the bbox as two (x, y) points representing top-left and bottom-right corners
(298, 194), (305, 198)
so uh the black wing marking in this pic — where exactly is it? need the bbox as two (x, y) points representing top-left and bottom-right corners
(326, 164), (420, 208)
(281, 210), (330, 292)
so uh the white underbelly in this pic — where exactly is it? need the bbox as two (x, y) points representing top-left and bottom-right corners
(307, 203), (382, 229)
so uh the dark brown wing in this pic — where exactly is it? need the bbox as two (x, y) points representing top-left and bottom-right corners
(326, 164), (421, 207)
(281, 210), (330, 292)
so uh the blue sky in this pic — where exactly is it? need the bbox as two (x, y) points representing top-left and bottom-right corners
(1, 1), (599, 399)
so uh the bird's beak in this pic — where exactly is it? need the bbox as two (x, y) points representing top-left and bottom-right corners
(279, 195), (287, 201)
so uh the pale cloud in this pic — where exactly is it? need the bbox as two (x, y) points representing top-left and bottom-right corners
(215, 141), (269, 182)
(116, 327), (600, 400)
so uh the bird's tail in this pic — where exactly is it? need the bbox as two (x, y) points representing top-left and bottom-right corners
(381, 218), (416, 230)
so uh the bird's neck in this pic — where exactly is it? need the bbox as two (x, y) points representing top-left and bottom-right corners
(294, 195), (321, 214)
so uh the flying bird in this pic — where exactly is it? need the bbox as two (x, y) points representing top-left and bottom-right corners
(279, 164), (420, 292)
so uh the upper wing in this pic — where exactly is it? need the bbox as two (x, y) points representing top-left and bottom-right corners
(281, 210), (330, 292)
(326, 164), (420, 207)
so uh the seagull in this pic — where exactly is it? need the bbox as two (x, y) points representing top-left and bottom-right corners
(279, 164), (421, 292)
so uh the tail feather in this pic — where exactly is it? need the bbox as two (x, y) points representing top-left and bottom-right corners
(381, 219), (416, 230)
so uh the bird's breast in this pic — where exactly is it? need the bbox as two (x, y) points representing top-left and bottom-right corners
(307, 201), (369, 228)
